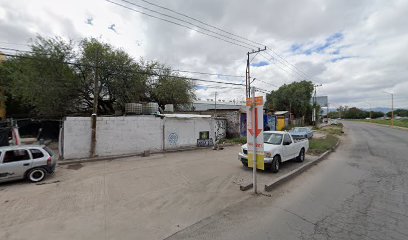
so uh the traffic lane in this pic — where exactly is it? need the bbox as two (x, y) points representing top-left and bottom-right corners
(167, 121), (408, 240)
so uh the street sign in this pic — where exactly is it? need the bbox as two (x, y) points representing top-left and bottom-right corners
(246, 96), (264, 170)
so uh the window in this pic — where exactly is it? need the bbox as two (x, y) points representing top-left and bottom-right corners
(3, 150), (30, 163)
(283, 134), (292, 144)
(43, 146), (54, 156)
(30, 149), (44, 159)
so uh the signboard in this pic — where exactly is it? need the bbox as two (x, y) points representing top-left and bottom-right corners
(246, 96), (264, 170)
(312, 96), (328, 107)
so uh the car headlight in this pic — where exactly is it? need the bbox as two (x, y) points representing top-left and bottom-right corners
(265, 152), (272, 158)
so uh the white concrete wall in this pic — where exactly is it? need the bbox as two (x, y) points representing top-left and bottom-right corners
(63, 117), (92, 159)
(63, 116), (227, 159)
(95, 116), (163, 157)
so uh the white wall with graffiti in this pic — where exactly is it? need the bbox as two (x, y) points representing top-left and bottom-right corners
(62, 115), (227, 159)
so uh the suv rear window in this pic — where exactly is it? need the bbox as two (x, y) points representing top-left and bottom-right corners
(43, 146), (54, 156)
(30, 149), (44, 159)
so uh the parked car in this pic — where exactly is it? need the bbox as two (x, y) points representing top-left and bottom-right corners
(331, 120), (339, 125)
(0, 145), (57, 183)
(238, 131), (309, 173)
(289, 127), (313, 139)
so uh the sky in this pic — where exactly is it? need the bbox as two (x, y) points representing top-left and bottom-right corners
(0, 0), (407, 109)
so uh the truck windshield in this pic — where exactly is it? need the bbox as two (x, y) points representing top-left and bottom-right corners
(264, 133), (283, 145)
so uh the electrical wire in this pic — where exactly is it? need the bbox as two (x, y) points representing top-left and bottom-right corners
(2, 52), (246, 87)
(0, 46), (244, 79)
(106, 0), (251, 50)
(129, 0), (311, 80)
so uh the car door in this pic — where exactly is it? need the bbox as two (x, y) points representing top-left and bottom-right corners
(282, 134), (294, 161)
(1, 149), (33, 181)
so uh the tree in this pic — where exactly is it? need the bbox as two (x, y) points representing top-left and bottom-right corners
(2, 36), (195, 117)
(387, 109), (408, 117)
(76, 38), (149, 114)
(148, 64), (195, 110)
(265, 80), (314, 119)
(4, 37), (81, 117)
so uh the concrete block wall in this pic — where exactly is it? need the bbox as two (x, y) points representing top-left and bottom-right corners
(63, 117), (92, 159)
(63, 116), (227, 159)
(95, 116), (163, 156)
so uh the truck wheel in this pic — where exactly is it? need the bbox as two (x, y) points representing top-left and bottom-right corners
(271, 155), (280, 173)
(297, 148), (305, 162)
(27, 168), (47, 183)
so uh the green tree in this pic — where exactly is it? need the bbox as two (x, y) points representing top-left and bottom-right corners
(387, 109), (408, 117)
(266, 80), (314, 119)
(77, 38), (149, 114)
(5, 37), (80, 117)
(148, 64), (195, 110)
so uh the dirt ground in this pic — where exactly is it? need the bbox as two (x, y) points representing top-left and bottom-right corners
(0, 145), (316, 240)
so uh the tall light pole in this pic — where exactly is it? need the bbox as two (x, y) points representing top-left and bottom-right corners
(313, 84), (322, 126)
(383, 91), (394, 127)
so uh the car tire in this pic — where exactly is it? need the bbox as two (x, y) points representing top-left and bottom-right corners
(27, 168), (47, 183)
(297, 148), (305, 162)
(271, 155), (280, 173)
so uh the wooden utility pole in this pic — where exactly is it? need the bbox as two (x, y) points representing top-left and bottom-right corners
(246, 47), (267, 98)
(90, 49), (99, 158)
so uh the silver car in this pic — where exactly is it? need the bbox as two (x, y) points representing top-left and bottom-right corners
(0, 145), (58, 183)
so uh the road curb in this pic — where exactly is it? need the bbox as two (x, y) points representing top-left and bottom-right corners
(263, 139), (340, 192)
(58, 143), (237, 165)
(240, 139), (341, 192)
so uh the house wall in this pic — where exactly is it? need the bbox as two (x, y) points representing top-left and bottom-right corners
(63, 116), (226, 159)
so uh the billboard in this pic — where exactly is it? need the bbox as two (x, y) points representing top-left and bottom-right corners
(313, 96), (328, 107)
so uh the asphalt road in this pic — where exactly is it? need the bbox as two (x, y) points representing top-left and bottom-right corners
(167, 121), (408, 240)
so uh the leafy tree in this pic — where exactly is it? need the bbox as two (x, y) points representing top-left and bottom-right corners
(1, 36), (195, 117)
(387, 109), (408, 117)
(76, 38), (149, 114)
(148, 64), (195, 110)
(266, 80), (314, 119)
(4, 37), (81, 117)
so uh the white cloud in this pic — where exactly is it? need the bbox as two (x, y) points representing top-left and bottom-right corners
(0, 0), (407, 108)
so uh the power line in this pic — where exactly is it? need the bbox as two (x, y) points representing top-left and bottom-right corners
(2, 52), (246, 87)
(0, 46), (244, 79)
(119, 0), (262, 50)
(130, 0), (311, 80)
(258, 53), (304, 82)
(106, 0), (251, 50)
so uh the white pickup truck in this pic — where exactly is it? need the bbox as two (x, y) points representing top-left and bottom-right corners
(238, 131), (309, 173)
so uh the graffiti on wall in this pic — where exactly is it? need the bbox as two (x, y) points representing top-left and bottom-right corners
(168, 132), (178, 145)
(214, 119), (227, 142)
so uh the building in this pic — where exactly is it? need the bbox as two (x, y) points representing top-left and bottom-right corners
(178, 100), (246, 138)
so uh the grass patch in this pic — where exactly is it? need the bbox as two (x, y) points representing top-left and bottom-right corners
(362, 119), (408, 128)
(222, 137), (247, 144)
(308, 134), (339, 155)
(319, 125), (344, 135)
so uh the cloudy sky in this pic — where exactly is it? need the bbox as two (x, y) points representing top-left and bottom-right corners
(0, 0), (407, 109)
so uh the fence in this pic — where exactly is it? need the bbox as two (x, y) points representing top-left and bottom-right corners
(62, 115), (227, 159)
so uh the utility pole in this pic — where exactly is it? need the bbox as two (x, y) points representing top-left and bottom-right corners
(90, 48), (99, 158)
(313, 84), (322, 126)
(251, 87), (257, 193)
(214, 92), (217, 117)
(246, 47), (267, 98)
